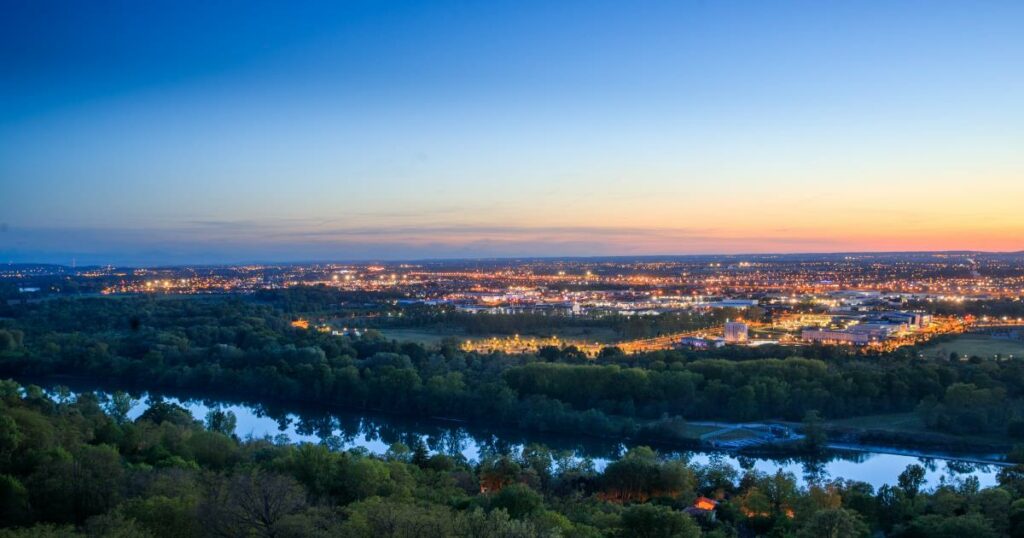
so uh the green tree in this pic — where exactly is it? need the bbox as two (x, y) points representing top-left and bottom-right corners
(898, 464), (926, 499)
(1010, 498), (1024, 538)
(801, 410), (827, 452)
(27, 444), (124, 524)
(898, 513), (997, 538)
(204, 409), (237, 437)
(0, 474), (30, 526)
(619, 504), (700, 538)
(105, 392), (137, 425)
(198, 471), (306, 537)
(0, 415), (20, 465)
(797, 508), (869, 538)
(490, 484), (544, 519)
(120, 495), (203, 538)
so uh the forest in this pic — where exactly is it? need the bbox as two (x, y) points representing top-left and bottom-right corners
(250, 286), (749, 340)
(0, 295), (1021, 445)
(2, 379), (1024, 537)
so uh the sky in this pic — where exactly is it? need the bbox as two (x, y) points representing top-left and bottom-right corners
(2, 0), (1023, 265)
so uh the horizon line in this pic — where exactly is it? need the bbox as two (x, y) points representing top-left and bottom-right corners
(5, 248), (1024, 270)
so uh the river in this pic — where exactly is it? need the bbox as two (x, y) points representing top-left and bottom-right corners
(35, 379), (1008, 491)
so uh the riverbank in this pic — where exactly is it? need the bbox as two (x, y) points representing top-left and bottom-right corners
(11, 373), (1012, 470)
(823, 412), (1014, 458)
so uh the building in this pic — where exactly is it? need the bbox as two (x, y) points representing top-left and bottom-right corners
(848, 322), (903, 339)
(876, 311), (931, 328)
(709, 299), (759, 308)
(801, 328), (874, 345)
(679, 337), (710, 350)
(724, 321), (749, 343)
(685, 497), (719, 522)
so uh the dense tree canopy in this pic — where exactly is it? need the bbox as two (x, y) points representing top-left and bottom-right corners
(1, 296), (1022, 447)
(0, 381), (1021, 537)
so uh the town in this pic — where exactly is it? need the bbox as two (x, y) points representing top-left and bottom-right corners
(5, 252), (1023, 358)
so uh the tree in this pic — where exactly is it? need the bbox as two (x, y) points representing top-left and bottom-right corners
(0, 524), (79, 537)
(801, 410), (827, 452)
(340, 498), (457, 538)
(599, 346), (625, 359)
(479, 456), (523, 494)
(410, 439), (430, 468)
(898, 464), (927, 499)
(898, 513), (997, 538)
(199, 471), (306, 537)
(105, 392), (137, 425)
(187, 431), (238, 470)
(489, 484), (543, 519)
(1010, 498), (1024, 538)
(384, 442), (411, 463)
(120, 494), (204, 538)
(519, 444), (554, 489)
(27, 444), (125, 524)
(0, 415), (20, 466)
(619, 504), (699, 538)
(798, 508), (869, 538)
(973, 487), (1012, 535)
(205, 409), (237, 437)
(1000, 465), (1024, 497)
(84, 511), (157, 538)
(0, 474), (30, 526)
(138, 401), (195, 427)
(0, 330), (22, 352)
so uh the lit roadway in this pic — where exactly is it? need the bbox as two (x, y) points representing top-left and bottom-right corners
(969, 318), (1024, 328)
(615, 328), (721, 354)
(459, 326), (725, 356)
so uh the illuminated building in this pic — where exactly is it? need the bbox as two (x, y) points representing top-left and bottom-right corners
(801, 328), (875, 345)
(724, 321), (749, 343)
(710, 299), (759, 308)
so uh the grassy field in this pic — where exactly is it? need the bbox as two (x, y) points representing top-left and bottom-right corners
(828, 412), (928, 432)
(376, 329), (458, 345)
(708, 428), (763, 442)
(825, 411), (1013, 449)
(535, 326), (620, 344)
(681, 424), (723, 438)
(919, 334), (1024, 360)
(377, 326), (621, 347)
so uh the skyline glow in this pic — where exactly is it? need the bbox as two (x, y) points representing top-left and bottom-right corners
(2, 1), (1023, 265)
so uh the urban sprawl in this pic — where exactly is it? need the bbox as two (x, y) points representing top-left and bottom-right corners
(4, 252), (1023, 357)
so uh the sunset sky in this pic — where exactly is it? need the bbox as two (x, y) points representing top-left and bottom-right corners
(2, 0), (1023, 265)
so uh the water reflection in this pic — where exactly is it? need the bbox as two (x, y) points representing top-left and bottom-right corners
(41, 381), (1009, 490)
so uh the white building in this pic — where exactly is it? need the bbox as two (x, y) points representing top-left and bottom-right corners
(724, 321), (749, 343)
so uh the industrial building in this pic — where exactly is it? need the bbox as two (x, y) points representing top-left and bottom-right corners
(801, 328), (876, 345)
(800, 310), (931, 345)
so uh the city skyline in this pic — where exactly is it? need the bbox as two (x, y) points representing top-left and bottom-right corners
(3, 1), (1024, 265)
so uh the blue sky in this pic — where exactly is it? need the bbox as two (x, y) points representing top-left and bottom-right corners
(2, 0), (1023, 265)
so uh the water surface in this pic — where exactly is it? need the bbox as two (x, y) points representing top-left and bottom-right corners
(40, 379), (1008, 490)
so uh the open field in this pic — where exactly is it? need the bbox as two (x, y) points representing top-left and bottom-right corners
(708, 428), (763, 442)
(919, 335), (1024, 360)
(828, 412), (928, 432)
(377, 326), (620, 347)
(681, 424), (722, 438)
(826, 411), (1012, 451)
(376, 328), (458, 345)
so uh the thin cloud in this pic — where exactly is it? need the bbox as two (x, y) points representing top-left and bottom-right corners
(0, 222), (883, 266)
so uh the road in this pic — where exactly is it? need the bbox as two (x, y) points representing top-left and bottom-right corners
(615, 327), (721, 353)
(459, 326), (724, 356)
